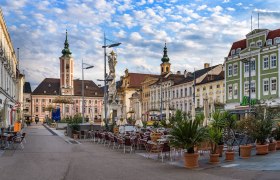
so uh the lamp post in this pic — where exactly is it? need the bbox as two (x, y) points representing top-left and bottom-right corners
(82, 59), (94, 124)
(101, 33), (121, 130)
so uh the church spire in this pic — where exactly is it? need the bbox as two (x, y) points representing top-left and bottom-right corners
(161, 42), (169, 63)
(61, 30), (72, 56)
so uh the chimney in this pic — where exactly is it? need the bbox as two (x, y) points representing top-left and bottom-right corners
(177, 71), (181, 75)
(184, 70), (188, 78)
(204, 63), (210, 69)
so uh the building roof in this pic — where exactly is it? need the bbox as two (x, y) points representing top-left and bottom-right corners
(23, 82), (32, 93)
(267, 28), (280, 40)
(150, 73), (185, 86)
(174, 65), (219, 85)
(127, 73), (156, 88)
(196, 71), (224, 85)
(227, 39), (246, 57)
(32, 78), (103, 97)
(228, 28), (280, 57)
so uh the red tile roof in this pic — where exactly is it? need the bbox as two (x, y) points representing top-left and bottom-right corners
(267, 28), (280, 40)
(128, 73), (156, 88)
(228, 39), (246, 57)
(32, 78), (103, 97)
(228, 28), (280, 57)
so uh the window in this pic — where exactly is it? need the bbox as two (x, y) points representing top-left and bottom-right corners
(173, 91), (175, 98)
(257, 40), (262, 47)
(197, 99), (200, 107)
(244, 82), (249, 96)
(233, 84), (238, 98)
(236, 48), (241, 54)
(231, 49), (235, 56)
(49, 99), (52, 103)
(42, 106), (45, 112)
(251, 59), (255, 71)
(66, 106), (69, 113)
(233, 63), (238, 75)
(270, 54), (277, 68)
(203, 87), (206, 91)
(185, 88), (187, 97)
(95, 108), (98, 113)
(217, 84), (220, 88)
(210, 86), (212, 89)
(76, 107), (78, 113)
(197, 88), (200, 92)
(180, 89), (183, 97)
(266, 39), (272, 46)
(263, 79), (269, 95)
(250, 42), (255, 47)
(89, 100), (91, 104)
(95, 100), (97, 104)
(36, 99), (38, 103)
(263, 56), (269, 69)
(35, 107), (39, 113)
(271, 78), (277, 93)
(228, 64), (232, 76)
(244, 62), (249, 72)
(176, 90), (178, 98)
(251, 81), (256, 94)
(274, 37), (280, 45)
(228, 85), (233, 99)
(42, 99), (45, 102)
(189, 87), (192, 96)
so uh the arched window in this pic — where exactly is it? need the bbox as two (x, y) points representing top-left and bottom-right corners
(166, 67), (169, 72)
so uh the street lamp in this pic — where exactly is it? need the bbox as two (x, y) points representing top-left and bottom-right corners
(82, 59), (94, 124)
(102, 33), (121, 130)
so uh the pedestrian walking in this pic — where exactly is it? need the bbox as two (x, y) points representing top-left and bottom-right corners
(35, 115), (39, 124)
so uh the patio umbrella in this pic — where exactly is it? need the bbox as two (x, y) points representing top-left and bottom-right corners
(203, 98), (209, 126)
(135, 119), (143, 128)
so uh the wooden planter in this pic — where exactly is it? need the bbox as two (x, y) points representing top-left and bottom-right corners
(73, 134), (79, 139)
(184, 152), (199, 169)
(225, 151), (235, 161)
(269, 142), (277, 152)
(239, 145), (252, 159)
(276, 140), (280, 150)
(209, 153), (220, 164)
(217, 145), (224, 157)
(256, 144), (269, 155)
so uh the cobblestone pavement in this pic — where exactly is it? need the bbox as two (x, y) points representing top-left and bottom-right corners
(0, 123), (280, 180)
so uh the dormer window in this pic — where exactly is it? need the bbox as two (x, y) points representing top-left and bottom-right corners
(266, 39), (272, 46)
(236, 48), (241, 54)
(256, 40), (262, 47)
(250, 42), (255, 47)
(44, 91), (46, 94)
(274, 37), (280, 45)
(231, 49), (235, 56)
(48, 84), (51, 87)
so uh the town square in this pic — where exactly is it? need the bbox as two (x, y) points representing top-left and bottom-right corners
(1, 1), (280, 180)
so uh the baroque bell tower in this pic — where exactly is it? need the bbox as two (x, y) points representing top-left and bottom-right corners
(160, 43), (171, 75)
(60, 30), (74, 95)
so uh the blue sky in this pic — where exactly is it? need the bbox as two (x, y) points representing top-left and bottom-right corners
(2, 0), (280, 90)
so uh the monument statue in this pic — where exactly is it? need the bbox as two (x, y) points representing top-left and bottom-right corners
(107, 51), (117, 103)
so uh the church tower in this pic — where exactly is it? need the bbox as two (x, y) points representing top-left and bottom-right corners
(60, 30), (74, 95)
(160, 43), (171, 75)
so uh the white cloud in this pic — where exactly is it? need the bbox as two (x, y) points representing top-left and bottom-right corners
(227, 7), (235, 11)
(223, 0), (230, 3)
(197, 5), (207, 11)
(236, 3), (243, 6)
(130, 32), (142, 41)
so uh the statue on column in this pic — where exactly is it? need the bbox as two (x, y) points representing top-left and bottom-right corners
(107, 51), (117, 104)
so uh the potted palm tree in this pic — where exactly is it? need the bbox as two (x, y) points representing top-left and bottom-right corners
(208, 126), (222, 164)
(223, 111), (237, 161)
(210, 111), (225, 157)
(170, 117), (207, 168)
(252, 106), (275, 155)
(237, 115), (254, 158)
